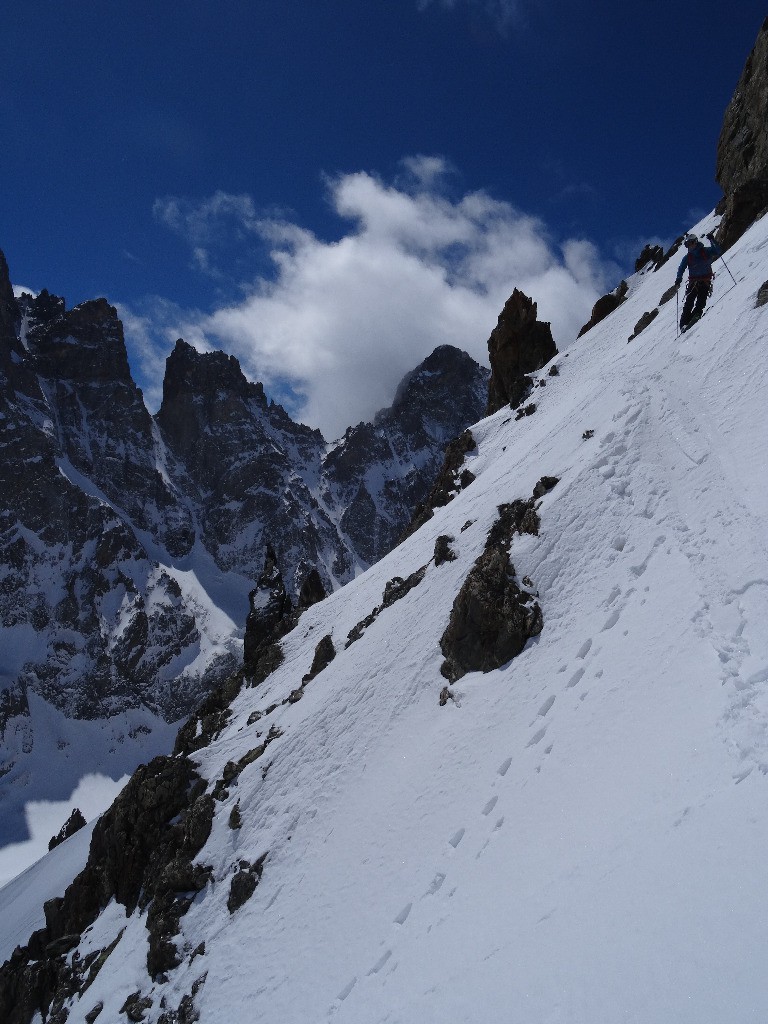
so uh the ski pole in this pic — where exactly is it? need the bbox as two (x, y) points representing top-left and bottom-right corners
(717, 252), (738, 286)
(708, 232), (738, 286)
(676, 285), (680, 338)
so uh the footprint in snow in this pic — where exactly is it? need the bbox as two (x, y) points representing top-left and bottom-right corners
(481, 795), (498, 816)
(337, 977), (357, 1002)
(537, 695), (556, 717)
(367, 950), (392, 975)
(566, 667), (584, 689)
(602, 609), (621, 631)
(448, 828), (465, 849)
(576, 639), (592, 659)
(423, 872), (446, 897)
(394, 902), (412, 925)
(526, 726), (547, 747)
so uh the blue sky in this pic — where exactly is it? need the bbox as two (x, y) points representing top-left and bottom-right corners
(2, 1), (764, 437)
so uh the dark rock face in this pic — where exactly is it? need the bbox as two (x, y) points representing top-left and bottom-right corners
(227, 854), (267, 914)
(153, 340), (488, 597)
(439, 545), (543, 683)
(434, 535), (457, 566)
(243, 545), (293, 669)
(156, 339), (347, 596)
(296, 568), (327, 611)
(486, 290), (558, 414)
(241, 543), (333, 688)
(578, 281), (628, 338)
(628, 308), (659, 342)
(439, 482), (557, 683)
(635, 245), (666, 273)
(0, 278), (229, 748)
(0, 251), (20, 353)
(716, 18), (768, 249)
(323, 345), (489, 566)
(0, 754), (213, 1024)
(404, 430), (477, 538)
(302, 634), (336, 684)
(757, 280), (768, 307)
(27, 298), (194, 558)
(48, 808), (87, 851)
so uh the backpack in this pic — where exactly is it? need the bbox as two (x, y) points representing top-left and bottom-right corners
(686, 245), (714, 280)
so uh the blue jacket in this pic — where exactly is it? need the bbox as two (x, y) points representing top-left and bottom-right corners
(676, 239), (721, 284)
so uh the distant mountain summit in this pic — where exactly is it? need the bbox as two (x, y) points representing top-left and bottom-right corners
(324, 344), (490, 564)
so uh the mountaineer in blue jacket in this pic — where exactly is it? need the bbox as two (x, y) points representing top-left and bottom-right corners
(674, 232), (721, 331)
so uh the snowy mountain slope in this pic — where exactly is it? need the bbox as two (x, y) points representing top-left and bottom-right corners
(2, 207), (768, 1024)
(0, 821), (94, 965)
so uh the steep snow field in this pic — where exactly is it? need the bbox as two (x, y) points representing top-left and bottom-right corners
(3, 209), (768, 1023)
(0, 697), (179, 890)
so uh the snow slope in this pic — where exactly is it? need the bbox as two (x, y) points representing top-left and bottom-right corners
(2, 208), (768, 1023)
(0, 821), (94, 963)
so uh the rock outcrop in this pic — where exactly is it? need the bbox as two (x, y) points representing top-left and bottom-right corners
(403, 429), (477, 538)
(0, 251), (20, 353)
(438, 483), (557, 683)
(486, 290), (557, 414)
(48, 809), (87, 851)
(243, 544), (294, 673)
(0, 754), (214, 1024)
(716, 17), (768, 249)
(578, 280), (629, 338)
(635, 245), (666, 273)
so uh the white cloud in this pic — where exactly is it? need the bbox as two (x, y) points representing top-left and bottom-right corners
(132, 161), (619, 440)
(153, 190), (259, 245)
(416, 0), (523, 27)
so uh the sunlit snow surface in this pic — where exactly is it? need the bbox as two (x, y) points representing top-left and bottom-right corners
(3, 208), (768, 1022)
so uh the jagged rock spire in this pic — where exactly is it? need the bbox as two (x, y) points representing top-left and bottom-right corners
(486, 289), (558, 414)
(0, 249), (20, 354)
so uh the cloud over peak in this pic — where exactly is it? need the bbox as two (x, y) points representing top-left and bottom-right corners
(128, 161), (617, 440)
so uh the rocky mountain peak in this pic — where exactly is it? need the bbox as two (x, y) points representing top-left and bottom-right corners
(26, 295), (133, 386)
(157, 339), (273, 469)
(323, 346), (489, 566)
(384, 344), (490, 443)
(486, 289), (558, 414)
(20, 289), (66, 334)
(716, 17), (768, 248)
(161, 337), (267, 406)
(0, 248), (19, 351)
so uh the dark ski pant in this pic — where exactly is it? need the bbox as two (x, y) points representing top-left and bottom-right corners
(680, 278), (711, 329)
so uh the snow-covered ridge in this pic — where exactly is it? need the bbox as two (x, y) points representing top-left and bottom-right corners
(2, 206), (767, 1023)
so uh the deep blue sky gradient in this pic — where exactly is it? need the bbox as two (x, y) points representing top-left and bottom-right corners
(2, 1), (765, 310)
